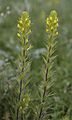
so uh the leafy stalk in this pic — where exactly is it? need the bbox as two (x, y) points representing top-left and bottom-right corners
(16, 11), (31, 120)
(38, 10), (59, 120)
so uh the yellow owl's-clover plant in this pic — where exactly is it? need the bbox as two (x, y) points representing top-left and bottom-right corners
(38, 10), (58, 120)
(16, 11), (31, 120)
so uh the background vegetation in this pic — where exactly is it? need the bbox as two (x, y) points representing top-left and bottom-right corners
(0, 0), (72, 120)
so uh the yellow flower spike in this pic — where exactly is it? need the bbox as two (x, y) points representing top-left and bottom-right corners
(46, 10), (58, 36)
(17, 11), (31, 39)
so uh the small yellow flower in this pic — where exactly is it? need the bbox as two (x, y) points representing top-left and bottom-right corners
(46, 29), (49, 32)
(22, 28), (24, 31)
(56, 18), (58, 22)
(56, 32), (58, 35)
(17, 24), (20, 28)
(54, 20), (57, 24)
(56, 23), (58, 27)
(50, 17), (52, 21)
(17, 33), (20, 38)
(47, 20), (49, 25)
(47, 18), (49, 21)
(19, 20), (22, 24)
(26, 38), (28, 43)
(27, 21), (31, 26)
(25, 18), (28, 22)
(51, 26), (53, 31)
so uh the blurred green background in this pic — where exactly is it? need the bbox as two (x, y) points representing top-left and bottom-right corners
(0, 0), (72, 119)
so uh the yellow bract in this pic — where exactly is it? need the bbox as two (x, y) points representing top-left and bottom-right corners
(50, 16), (53, 21)
(46, 10), (58, 36)
(17, 33), (20, 38)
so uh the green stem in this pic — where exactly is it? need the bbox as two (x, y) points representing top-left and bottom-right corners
(38, 42), (51, 120)
(16, 38), (26, 120)
(16, 79), (22, 120)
